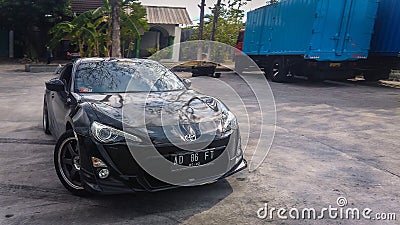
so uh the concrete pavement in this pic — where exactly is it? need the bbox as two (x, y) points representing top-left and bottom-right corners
(0, 65), (399, 224)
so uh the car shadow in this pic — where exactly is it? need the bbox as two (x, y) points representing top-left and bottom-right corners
(75, 180), (233, 224)
(1, 180), (233, 224)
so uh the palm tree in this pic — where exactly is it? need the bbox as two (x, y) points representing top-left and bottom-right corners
(121, 2), (148, 57)
(49, 10), (99, 57)
(211, 0), (222, 41)
(49, 0), (147, 58)
(110, 0), (121, 57)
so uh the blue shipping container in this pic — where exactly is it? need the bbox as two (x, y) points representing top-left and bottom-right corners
(243, 0), (379, 62)
(370, 0), (400, 57)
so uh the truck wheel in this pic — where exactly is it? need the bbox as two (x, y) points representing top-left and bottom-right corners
(268, 59), (289, 82)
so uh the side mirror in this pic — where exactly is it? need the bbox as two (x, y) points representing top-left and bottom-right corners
(182, 78), (192, 88)
(46, 79), (65, 92)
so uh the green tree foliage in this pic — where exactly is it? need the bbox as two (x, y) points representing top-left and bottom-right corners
(191, 0), (247, 46)
(0, 0), (71, 58)
(49, 0), (148, 58)
(120, 2), (147, 57)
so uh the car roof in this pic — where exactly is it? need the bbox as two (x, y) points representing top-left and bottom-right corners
(74, 58), (159, 65)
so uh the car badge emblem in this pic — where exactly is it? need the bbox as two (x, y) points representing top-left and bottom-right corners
(184, 134), (197, 142)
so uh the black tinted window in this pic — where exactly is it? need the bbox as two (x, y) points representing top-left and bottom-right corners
(74, 60), (185, 93)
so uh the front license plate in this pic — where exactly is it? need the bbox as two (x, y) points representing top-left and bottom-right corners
(172, 150), (215, 167)
(329, 63), (341, 68)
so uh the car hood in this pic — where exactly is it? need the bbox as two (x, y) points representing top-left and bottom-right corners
(79, 90), (226, 128)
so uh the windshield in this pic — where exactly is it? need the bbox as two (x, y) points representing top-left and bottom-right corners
(74, 60), (185, 93)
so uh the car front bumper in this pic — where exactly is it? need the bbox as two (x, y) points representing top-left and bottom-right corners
(76, 131), (247, 194)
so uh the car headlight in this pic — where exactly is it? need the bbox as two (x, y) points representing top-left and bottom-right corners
(221, 108), (238, 135)
(90, 121), (142, 144)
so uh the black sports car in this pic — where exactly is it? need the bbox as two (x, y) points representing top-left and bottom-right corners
(43, 58), (247, 195)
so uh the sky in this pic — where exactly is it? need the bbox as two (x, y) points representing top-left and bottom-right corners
(140, 0), (267, 22)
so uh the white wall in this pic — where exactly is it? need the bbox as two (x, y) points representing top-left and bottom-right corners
(172, 26), (182, 62)
(140, 24), (183, 61)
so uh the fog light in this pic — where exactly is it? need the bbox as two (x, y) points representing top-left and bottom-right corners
(98, 169), (110, 179)
(92, 157), (107, 168)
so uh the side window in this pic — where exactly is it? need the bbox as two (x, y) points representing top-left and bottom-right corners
(59, 64), (73, 92)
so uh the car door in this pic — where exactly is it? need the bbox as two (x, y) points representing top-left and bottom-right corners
(50, 64), (74, 138)
(46, 67), (64, 136)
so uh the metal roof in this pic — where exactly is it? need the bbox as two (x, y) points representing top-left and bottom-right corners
(145, 6), (192, 25)
(71, 0), (103, 14)
(70, 1), (192, 25)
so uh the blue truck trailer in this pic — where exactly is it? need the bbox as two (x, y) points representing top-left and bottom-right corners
(356, 0), (400, 80)
(237, 0), (379, 82)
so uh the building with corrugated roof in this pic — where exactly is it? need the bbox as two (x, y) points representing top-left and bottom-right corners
(140, 5), (192, 61)
(71, 0), (104, 14)
(70, 0), (192, 61)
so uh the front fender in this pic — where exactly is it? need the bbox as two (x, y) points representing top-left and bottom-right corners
(71, 103), (99, 137)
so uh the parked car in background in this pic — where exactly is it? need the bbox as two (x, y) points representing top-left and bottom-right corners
(66, 51), (80, 60)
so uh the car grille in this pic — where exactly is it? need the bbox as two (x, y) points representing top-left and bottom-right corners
(104, 136), (230, 189)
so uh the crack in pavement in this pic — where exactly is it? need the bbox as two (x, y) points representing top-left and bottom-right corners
(280, 127), (400, 179)
(0, 183), (93, 205)
(0, 138), (55, 145)
(0, 183), (69, 199)
(309, 137), (400, 179)
(0, 183), (62, 194)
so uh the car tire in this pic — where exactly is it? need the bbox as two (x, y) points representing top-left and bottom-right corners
(54, 130), (89, 196)
(43, 101), (51, 134)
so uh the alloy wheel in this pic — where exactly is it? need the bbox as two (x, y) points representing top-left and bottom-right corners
(57, 137), (84, 190)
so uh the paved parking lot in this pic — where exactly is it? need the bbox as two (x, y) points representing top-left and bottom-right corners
(0, 64), (399, 224)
